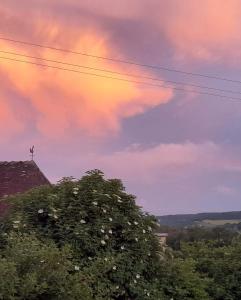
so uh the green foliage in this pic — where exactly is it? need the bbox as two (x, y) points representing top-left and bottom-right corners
(0, 170), (165, 300)
(180, 239), (241, 300)
(159, 258), (211, 300)
(0, 233), (92, 300)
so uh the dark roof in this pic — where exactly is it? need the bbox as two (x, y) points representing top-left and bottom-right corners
(0, 161), (50, 199)
(155, 233), (168, 237)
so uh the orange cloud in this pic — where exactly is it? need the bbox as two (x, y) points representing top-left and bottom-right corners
(0, 6), (172, 139)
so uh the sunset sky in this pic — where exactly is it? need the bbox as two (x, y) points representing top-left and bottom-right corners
(1, 0), (241, 215)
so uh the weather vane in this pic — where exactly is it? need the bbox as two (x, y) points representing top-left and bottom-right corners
(30, 145), (35, 161)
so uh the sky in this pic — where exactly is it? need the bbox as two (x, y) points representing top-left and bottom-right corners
(1, 0), (241, 215)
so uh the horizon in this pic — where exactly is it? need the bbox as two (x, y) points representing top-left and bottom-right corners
(1, 0), (241, 215)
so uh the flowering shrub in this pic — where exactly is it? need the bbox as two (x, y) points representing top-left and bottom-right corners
(0, 170), (165, 299)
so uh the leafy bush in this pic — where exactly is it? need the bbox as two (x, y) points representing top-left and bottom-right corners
(0, 170), (165, 299)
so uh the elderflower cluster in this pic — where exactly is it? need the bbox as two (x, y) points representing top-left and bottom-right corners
(73, 187), (79, 195)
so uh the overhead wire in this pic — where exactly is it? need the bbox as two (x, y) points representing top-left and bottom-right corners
(1, 55), (241, 102)
(0, 49), (240, 96)
(0, 36), (241, 84)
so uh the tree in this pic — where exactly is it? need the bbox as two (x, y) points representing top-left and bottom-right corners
(0, 170), (165, 299)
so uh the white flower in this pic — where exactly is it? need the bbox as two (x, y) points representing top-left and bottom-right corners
(74, 266), (80, 271)
(53, 214), (58, 219)
(105, 235), (109, 240)
(136, 274), (140, 279)
(144, 238), (147, 242)
(148, 226), (152, 231)
(73, 187), (79, 195)
(127, 221), (132, 225)
(134, 221), (138, 225)
(143, 229), (146, 234)
(117, 199), (122, 203)
(88, 257), (92, 260)
(92, 189), (97, 193)
(113, 266), (117, 270)
(92, 201), (98, 206)
(102, 209), (107, 213)
(116, 286), (119, 289)
(13, 220), (20, 224)
(13, 225), (19, 229)
(108, 229), (113, 234)
(80, 219), (86, 224)
(109, 217), (113, 222)
(134, 279), (137, 284)
(135, 238), (138, 242)
(104, 194), (111, 198)
(101, 229), (105, 233)
(101, 240), (106, 245)
(38, 209), (44, 214)
(121, 245), (125, 250)
(147, 292), (150, 296)
(104, 257), (108, 262)
(40, 260), (45, 263)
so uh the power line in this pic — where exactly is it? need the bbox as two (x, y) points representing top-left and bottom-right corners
(1, 49), (241, 96)
(1, 55), (241, 102)
(0, 36), (240, 84)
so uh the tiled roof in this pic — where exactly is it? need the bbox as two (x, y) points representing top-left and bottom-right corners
(0, 161), (50, 199)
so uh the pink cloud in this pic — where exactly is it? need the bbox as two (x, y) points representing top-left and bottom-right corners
(66, 142), (241, 184)
(54, 0), (241, 63)
(0, 2), (173, 140)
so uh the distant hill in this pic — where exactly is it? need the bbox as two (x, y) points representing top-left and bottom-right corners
(157, 211), (241, 228)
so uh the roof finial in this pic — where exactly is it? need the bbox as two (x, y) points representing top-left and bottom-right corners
(30, 145), (35, 161)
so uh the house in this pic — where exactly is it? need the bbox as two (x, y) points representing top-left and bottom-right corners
(155, 232), (168, 246)
(0, 161), (50, 215)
